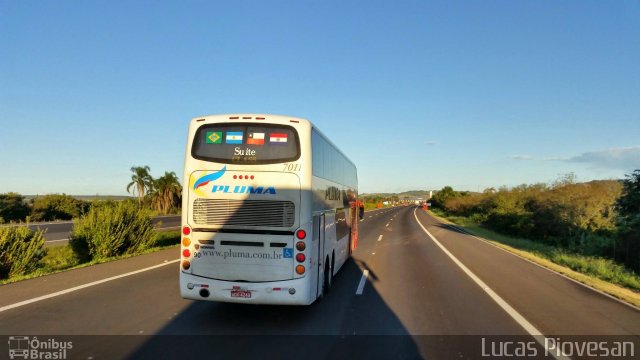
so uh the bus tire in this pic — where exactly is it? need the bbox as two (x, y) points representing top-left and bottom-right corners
(327, 255), (333, 290)
(324, 256), (333, 294)
(317, 257), (331, 301)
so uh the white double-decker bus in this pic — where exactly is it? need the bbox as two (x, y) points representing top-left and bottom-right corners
(180, 114), (358, 305)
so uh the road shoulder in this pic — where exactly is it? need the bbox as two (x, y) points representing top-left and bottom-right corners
(0, 247), (179, 309)
(425, 210), (640, 310)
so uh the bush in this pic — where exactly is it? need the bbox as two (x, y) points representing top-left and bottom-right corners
(69, 202), (155, 262)
(31, 194), (89, 221)
(439, 179), (627, 267)
(0, 192), (31, 223)
(0, 226), (47, 279)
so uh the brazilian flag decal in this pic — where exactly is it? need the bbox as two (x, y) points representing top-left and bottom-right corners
(206, 131), (222, 144)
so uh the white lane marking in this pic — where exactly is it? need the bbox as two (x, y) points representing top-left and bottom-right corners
(371, 252), (376, 255)
(377, 235), (383, 242)
(47, 238), (69, 243)
(356, 270), (370, 295)
(385, 223), (390, 227)
(0, 259), (181, 313)
(1, 215), (181, 228)
(412, 209), (569, 360)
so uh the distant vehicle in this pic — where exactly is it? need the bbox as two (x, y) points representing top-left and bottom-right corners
(180, 114), (359, 305)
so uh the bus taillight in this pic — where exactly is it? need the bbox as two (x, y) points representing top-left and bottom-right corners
(182, 260), (190, 270)
(182, 249), (191, 258)
(296, 253), (305, 263)
(296, 229), (306, 240)
(182, 226), (191, 236)
(295, 241), (306, 251)
(182, 237), (191, 247)
(295, 265), (305, 275)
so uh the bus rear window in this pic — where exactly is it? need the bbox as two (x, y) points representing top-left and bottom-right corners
(191, 123), (300, 164)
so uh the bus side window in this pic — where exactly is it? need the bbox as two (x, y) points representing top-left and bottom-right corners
(335, 208), (349, 241)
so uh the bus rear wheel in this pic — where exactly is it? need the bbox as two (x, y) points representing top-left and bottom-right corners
(318, 257), (332, 300)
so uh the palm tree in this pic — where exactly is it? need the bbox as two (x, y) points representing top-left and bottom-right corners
(126, 166), (154, 203)
(149, 171), (182, 214)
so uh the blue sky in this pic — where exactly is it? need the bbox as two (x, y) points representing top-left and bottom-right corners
(1, 1), (639, 195)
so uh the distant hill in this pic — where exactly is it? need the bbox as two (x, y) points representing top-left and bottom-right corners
(24, 195), (133, 201)
(360, 190), (432, 199)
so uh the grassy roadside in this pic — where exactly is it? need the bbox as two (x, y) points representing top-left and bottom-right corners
(1, 230), (180, 285)
(428, 209), (640, 309)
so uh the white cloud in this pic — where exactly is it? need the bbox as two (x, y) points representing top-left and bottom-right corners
(509, 155), (534, 160)
(565, 146), (640, 170)
(424, 140), (438, 146)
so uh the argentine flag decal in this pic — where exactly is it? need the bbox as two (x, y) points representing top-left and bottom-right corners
(226, 132), (243, 144)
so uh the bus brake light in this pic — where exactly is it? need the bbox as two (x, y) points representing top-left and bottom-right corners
(296, 253), (305, 262)
(296, 229), (306, 240)
(182, 249), (191, 258)
(182, 226), (191, 236)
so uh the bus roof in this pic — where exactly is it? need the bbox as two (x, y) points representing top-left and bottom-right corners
(190, 114), (311, 127)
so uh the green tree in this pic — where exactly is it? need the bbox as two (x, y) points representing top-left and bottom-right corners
(615, 170), (640, 272)
(126, 166), (153, 203)
(0, 192), (31, 223)
(30, 194), (89, 221)
(431, 186), (461, 209)
(149, 171), (182, 214)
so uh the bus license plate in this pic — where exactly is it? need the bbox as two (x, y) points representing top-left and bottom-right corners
(231, 290), (251, 298)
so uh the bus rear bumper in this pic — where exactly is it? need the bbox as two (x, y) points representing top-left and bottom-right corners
(180, 272), (314, 305)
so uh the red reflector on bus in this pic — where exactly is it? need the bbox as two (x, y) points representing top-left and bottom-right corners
(296, 230), (306, 240)
(182, 226), (191, 236)
(256, 117), (265, 120)
(229, 116), (239, 119)
(296, 253), (306, 263)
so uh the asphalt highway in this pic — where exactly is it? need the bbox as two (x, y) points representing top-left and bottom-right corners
(13, 215), (181, 246)
(1, 207), (638, 359)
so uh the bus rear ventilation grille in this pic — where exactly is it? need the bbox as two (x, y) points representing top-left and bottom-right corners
(193, 199), (295, 228)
